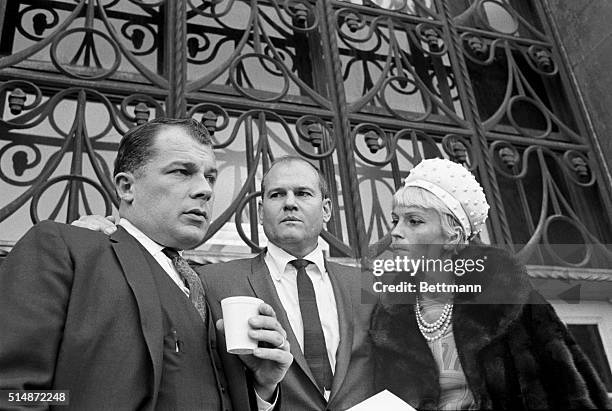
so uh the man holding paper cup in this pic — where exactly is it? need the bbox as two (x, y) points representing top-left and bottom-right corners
(198, 156), (376, 410)
(69, 154), (375, 409)
(0, 118), (291, 411)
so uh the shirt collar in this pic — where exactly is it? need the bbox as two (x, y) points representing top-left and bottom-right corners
(266, 241), (327, 282)
(119, 218), (179, 258)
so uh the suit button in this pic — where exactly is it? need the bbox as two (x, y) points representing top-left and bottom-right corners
(220, 385), (226, 393)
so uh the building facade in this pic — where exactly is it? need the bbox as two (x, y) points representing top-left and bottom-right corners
(0, 0), (611, 393)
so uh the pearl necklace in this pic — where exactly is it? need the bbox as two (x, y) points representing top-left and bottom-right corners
(415, 295), (453, 342)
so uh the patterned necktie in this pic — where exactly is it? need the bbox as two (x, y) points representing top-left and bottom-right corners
(162, 248), (207, 323)
(290, 258), (334, 394)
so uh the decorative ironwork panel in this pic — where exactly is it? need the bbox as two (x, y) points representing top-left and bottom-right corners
(0, 0), (170, 244)
(185, 0), (330, 106)
(451, 0), (612, 268)
(1, 1), (170, 88)
(334, 2), (465, 122)
(179, 0), (366, 256)
(0, 0), (611, 267)
(329, 0), (471, 254)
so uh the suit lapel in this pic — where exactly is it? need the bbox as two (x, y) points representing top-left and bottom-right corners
(327, 263), (354, 403)
(247, 252), (321, 391)
(110, 227), (164, 403)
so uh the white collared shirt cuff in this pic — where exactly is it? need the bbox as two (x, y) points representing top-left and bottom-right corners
(255, 386), (279, 411)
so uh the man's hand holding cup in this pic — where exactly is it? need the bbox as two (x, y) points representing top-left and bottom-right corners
(218, 298), (292, 401)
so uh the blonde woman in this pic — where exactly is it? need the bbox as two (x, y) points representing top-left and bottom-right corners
(370, 158), (610, 410)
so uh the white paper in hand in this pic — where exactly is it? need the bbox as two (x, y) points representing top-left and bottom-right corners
(347, 389), (416, 411)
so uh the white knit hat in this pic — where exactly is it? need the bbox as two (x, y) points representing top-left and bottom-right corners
(403, 158), (489, 238)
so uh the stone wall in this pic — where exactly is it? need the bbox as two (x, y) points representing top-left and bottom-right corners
(543, 0), (612, 182)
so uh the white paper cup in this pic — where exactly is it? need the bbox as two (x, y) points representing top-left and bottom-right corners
(221, 296), (263, 354)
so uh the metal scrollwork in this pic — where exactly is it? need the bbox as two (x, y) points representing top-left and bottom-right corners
(99, 0), (122, 8)
(0, 85), (140, 225)
(455, 0), (547, 40)
(1, 81), (43, 116)
(542, 215), (592, 268)
(335, 9), (382, 45)
(367, 0), (408, 12)
(0, 143), (43, 186)
(295, 115), (336, 157)
(120, 94), (166, 126)
(353, 123), (396, 166)
(506, 96), (552, 139)
(334, 9), (465, 125)
(442, 134), (474, 168)
(230, 53), (290, 102)
(50, 28), (121, 80)
(476, 45), (584, 143)
(234, 191), (264, 251)
(129, 0), (168, 7)
(187, 0), (237, 19)
(186, 33), (212, 61)
(415, 24), (448, 56)
(17, 5), (60, 41)
(8, 89), (27, 115)
(562, 150), (596, 187)
(272, 0), (320, 32)
(337, 10), (367, 35)
(185, 0), (331, 108)
(489, 141), (523, 178)
(464, 34), (487, 58)
(0, 0), (610, 265)
(490, 143), (611, 267)
(460, 33), (500, 65)
(29, 175), (113, 224)
(477, 0), (519, 35)
(188, 104), (231, 141)
(263, 44), (294, 75)
(120, 22), (158, 56)
(379, 75), (433, 122)
(95, 2), (168, 88)
(525, 45), (558, 76)
(1, 2), (85, 70)
(45, 89), (117, 140)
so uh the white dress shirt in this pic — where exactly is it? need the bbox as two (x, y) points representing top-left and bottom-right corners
(264, 242), (340, 380)
(119, 218), (189, 296)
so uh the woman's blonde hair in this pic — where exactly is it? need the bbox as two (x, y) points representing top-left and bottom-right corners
(393, 185), (467, 251)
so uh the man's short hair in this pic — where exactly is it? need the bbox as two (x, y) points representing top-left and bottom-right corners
(113, 118), (212, 177)
(260, 156), (329, 199)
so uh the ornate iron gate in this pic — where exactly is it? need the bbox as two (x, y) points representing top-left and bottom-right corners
(1, 0), (611, 267)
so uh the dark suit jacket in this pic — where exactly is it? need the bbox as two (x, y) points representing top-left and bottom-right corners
(0, 221), (243, 411)
(198, 252), (376, 411)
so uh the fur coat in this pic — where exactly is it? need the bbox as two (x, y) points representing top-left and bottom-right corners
(370, 245), (611, 410)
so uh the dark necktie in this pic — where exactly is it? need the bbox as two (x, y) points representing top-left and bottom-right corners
(162, 248), (207, 323)
(290, 259), (334, 393)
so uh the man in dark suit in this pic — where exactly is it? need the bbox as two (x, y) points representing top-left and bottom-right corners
(67, 156), (376, 410)
(198, 157), (376, 410)
(0, 118), (291, 410)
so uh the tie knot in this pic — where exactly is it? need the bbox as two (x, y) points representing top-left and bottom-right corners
(162, 247), (180, 260)
(289, 259), (311, 271)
